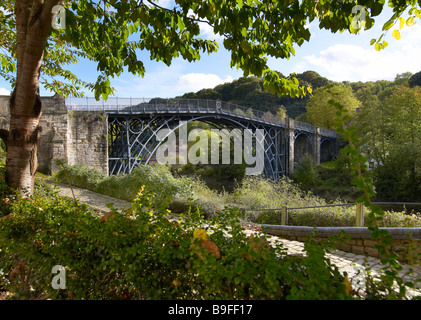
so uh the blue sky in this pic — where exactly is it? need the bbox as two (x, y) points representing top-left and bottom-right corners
(1, 4), (421, 99)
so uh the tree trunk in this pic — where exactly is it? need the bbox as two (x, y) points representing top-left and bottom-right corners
(6, 91), (42, 195)
(6, 1), (61, 195)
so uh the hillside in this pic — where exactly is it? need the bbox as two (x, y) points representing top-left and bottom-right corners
(176, 70), (401, 119)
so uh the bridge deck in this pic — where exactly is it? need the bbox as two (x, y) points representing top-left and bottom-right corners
(65, 97), (336, 138)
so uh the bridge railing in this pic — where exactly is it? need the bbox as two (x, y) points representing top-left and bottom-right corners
(66, 96), (289, 125)
(65, 96), (336, 137)
(65, 97), (150, 110)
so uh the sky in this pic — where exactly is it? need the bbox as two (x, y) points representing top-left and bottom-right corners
(1, 3), (421, 99)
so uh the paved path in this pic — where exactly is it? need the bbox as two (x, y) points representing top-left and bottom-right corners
(47, 181), (421, 298)
(245, 230), (421, 297)
(46, 180), (132, 213)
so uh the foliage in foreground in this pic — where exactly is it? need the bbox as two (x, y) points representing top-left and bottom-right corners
(0, 144), (420, 299)
(1, 185), (419, 300)
(0, 187), (357, 300)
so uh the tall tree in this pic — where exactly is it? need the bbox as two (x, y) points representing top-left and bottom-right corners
(409, 70), (421, 87)
(394, 72), (413, 86)
(306, 83), (361, 129)
(0, 0), (420, 195)
(355, 86), (421, 201)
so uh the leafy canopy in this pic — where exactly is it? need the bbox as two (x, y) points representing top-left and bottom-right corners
(0, 0), (420, 100)
(306, 83), (361, 129)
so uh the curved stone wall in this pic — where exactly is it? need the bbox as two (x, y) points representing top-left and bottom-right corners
(262, 224), (421, 264)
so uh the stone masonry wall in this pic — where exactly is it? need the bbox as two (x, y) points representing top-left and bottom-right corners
(0, 94), (108, 175)
(262, 225), (421, 264)
(67, 111), (108, 174)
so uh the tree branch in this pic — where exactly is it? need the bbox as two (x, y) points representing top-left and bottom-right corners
(15, 0), (31, 73)
(145, 0), (217, 27)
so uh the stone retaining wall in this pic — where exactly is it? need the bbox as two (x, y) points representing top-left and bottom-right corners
(262, 225), (421, 263)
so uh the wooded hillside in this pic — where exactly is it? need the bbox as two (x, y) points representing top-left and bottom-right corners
(178, 70), (421, 120)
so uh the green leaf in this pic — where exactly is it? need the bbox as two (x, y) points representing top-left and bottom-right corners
(178, 16), (185, 31)
(382, 20), (394, 31)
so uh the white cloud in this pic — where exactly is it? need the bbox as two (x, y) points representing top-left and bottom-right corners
(295, 42), (421, 82)
(0, 88), (10, 95)
(112, 61), (233, 98)
(157, 0), (172, 7)
(293, 23), (421, 82)
(175, 73), (233, 92)
(198, 21), (225, 43)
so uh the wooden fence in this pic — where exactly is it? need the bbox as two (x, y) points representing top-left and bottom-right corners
(244, 202), (421, 227)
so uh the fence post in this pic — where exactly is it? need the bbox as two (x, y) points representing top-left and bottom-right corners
(356, 203), (364, 227)
(281, 206), (288, 225)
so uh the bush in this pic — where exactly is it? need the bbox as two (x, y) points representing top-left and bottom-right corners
(171, 162), (245, 192)
(54, 164), (193, 210)
(293, 153), (318, 187)
(53, 164), (106, 190)
(187, 178), (227, 219)
(233, 175), (328, 215)
(52, 164), (421, 228)
(375, 210), (421, 228)
(373, 162), (421, 202)
(0, 189), (357, 300)
(98, 165), (192, 207)
(233, 176), (421, 227)
(53, 163), (229, 219)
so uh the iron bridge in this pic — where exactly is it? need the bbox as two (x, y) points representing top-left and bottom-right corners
(66, 97), (337, 180)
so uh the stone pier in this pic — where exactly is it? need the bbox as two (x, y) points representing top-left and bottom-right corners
(0, 94), (108, 175)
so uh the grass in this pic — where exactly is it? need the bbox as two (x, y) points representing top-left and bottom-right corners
(51, 164), (421, 228)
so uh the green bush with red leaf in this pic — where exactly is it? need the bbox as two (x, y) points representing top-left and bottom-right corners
(0, 184), (358, 300)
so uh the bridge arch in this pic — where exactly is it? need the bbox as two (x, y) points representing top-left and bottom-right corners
(320, 138), (336, 162)
(108, 113), (288, 180)
(62, 97), (337, 180)
(294, 131), (313, 166)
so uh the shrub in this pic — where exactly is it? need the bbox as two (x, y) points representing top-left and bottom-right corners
(54, 164), (193, 210)
(0, 189), (357, 300)
(187, 178), (227, 219)
(53, 164), (106, 190)
(233, 176), (421, 227)
(52, 163), (421, 228)
(233, 176), (328, 219)
(293, 153), (318, 187)
(375, 210), (421, 228)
